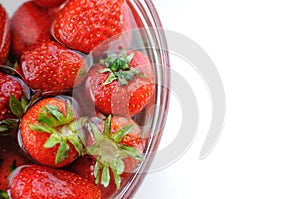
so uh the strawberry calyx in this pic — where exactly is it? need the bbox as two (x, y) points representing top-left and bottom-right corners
(86, 115), (143, 189)
(0, 94), (29, 134)
(29, 101), (87, 165)
(99, 51), (145, 86)
(0, 190), (9, 199)
(9, 94), (28, 119)
(0, 119), (18, 134)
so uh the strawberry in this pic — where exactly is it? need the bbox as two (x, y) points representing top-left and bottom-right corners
(0, 72), (29, 134)
(19, 97), (87, 167)
(9, 165), (102, 199)
(52, 0), (132, 54)
(69, 115), (143, 197)
(0, 136), (30, 192)
(20, 41), (88, 94)
(0, 4), (10, 65)
(10, 1), (55, 59)
(32, 0), (66, 8)
(85, 50), (154, 117)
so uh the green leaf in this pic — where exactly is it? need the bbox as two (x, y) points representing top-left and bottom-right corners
(89, 121), (105, 142)
(104, 115), (112, 138)
(112, 169), (122, 190)
(94, 161), (101, 185)
(103, 72), (117, 85)
(68, 134), (83, 156)
(44, 134), (61, 148)
(9, 94), (24, 118)
(0, 119), (18, 132)
(55, 141), (70, 165)
(113, 158), (125, 175)
(65, 102), (75, 124)
(127, 53), (135, 61)
(46, 105), (65, 122)
(101, 165), (110, 188)
(9, 160), (17, 173)
(21, 95), (29, 110)
(99, 68), (112, 74)
(29, 124), (56, 134)
(0, 190), (9, 199)
(37, 113), (55, 126)
(37, 102), (74, 128)
(130, 67), (145, 78)
(120, 145), (144, 162)
(111, 124), (134, 144)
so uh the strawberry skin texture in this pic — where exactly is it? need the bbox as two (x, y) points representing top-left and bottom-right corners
(52, 0), (131, 54)
(86, 50), (154, 116)
(20, 41), (87, 94)
(0, 72), (23, 121)
(10, 1), (54, 59)
(19, 98), (78, 167)
(32, 0), (66, 8)
(0, 4), (10, 65)
(9, 165), (102, 199)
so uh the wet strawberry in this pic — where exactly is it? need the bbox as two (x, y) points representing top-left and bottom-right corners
(0, 72), (28, 133)
(69, 115), (143, 197)
(86, 50), (154, 117)
(52, 0), (131, 54)
(0, 4), (10, 65)
(19, 97), (87, 167)
(10, 1), (55, 59)
(20, 41), (88, 95)
(9, 165), (102, 199)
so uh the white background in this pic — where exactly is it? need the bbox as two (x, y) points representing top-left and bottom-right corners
(135, 0), (300, 199)
(2, 0), (300, 198)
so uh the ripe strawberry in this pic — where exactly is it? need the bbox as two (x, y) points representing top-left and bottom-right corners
(20, 41), (88, 94)
(0, 72), (29, 133)
(32, 0), (66, 8)
(52, 0), (131, 54)
(9, 165), (102, 199)
(86, 50), (154, 117)
(0, 4), (10, 65)
(10, 1), (55, 59)
(0, 136), (30, 191)
(69, 115), (143, 197)
(19, 97), (87, 167)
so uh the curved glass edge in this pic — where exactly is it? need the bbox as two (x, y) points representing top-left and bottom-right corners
(117, 0), (171, 198)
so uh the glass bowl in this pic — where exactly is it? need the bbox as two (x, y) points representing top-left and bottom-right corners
(0, 0), (170, 198)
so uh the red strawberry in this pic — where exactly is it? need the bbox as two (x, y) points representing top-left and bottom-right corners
(86, 50), (154, 117)
(10, 1), (55, 59)
(9, 165), (102, 199)
(20, 41), (88, 94)
(0, 72), (29, 133)
(52, 0), (132, 54)
(0, 137), (30, 192)
(32, 0), (66, 8)
(19, 97), (87, 167)
(69, 115), (143, 198)
(0, 4), (10, 65)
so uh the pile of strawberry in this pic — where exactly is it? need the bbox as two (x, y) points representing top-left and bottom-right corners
(0, 0), (154, 198)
